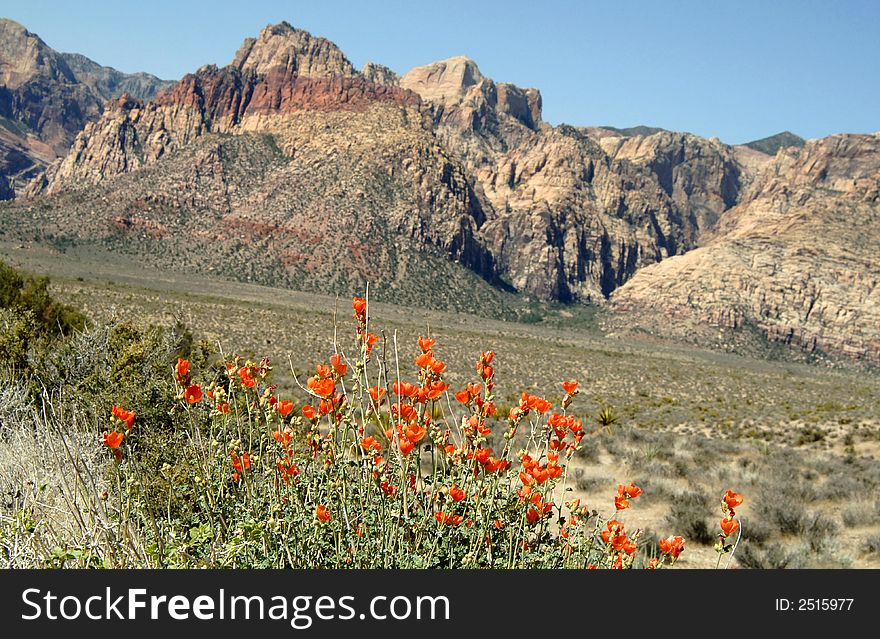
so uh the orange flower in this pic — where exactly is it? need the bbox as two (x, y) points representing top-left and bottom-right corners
(103, 431), (124, 449)
(618, 482), (643, 499)
(405, 424), (427, 443)
(399, 439), (415, 455)
(723, 489), (744, 510)
(414, 351), (434, 368)
(316, 504), (331, 522)
(435, 511), (464, 526)
(230, 451), (251, 474)
(658, 535), (686, 559)
(417, 335), (436, 353)
(238, 367), (257, 388)
(647, 558), (660, 569)
(526, 508), (541, 524)
(449, 484), (466, 502)
(301, 405), (316, 421)
(359, 436), (381, 452)
(614, 495), (630, 511)
(455, 388), (471, 405)
(272, 430), (292, 446)
(176, 358), (190, 382)
(184, 384), (203, 404)
(352, 297), (367, 320)
(308, 376), (335, 398)
(423, 381), (449, 401)
(562, 380), (579, 395)
(111, 405), (136, 430)
(329, 353), (348, 377)
(277, 399), (295, 417)
(393, 381), (418, 398)
(368, 386), (386, 403)
(277, 458), (299, 481)
(720, 517), (740, 536)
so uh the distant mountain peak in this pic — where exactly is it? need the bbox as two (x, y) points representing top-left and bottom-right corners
(743, 131), (805, 155)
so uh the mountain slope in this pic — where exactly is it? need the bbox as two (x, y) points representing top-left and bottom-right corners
(612, 133), (880, 363)
(0, 17), (171, 198)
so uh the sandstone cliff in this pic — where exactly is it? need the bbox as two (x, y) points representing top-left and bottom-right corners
(612, 133), (880, 363)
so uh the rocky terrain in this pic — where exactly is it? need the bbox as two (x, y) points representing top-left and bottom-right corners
(0, 17), (171, 197)
(1, 19), (877, 363)
(612, 133), (880, 363)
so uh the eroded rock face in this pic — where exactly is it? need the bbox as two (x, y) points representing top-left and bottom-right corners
(232, 22), (357, 78)
(400, 56), (745, 302)
(361, 63), (399, 86)
(612, 133), (880, 362)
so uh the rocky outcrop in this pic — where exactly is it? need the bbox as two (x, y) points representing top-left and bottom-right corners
(401, 56), (746, 302)
(600, 131), (743, 239)
(360, 63), (399, 86)
(612, 133), (880, 363)
(232, 21), (356, 78)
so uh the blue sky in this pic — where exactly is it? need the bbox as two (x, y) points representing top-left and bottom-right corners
(1, 0), (878, 143)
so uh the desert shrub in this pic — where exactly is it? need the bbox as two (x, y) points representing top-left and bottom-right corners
(841, 505), (864, 528)
(0, 260), (88, 376)
(0, 260), (86, 338)
(755, 489), (808, 536)
(864, 535), (880, 555)
(736, 541), (807, 569)
(801, 513), (840, 553)
(664, 490), (714, 545)
(0, 308), (37, 373)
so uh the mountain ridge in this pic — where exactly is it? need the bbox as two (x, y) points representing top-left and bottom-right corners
(2, 20), (877, 363)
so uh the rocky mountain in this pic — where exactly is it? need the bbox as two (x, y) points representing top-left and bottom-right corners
(612, 133), (880, 363)
(0, 17), (171, 198)
(7, 23), (509, 314)
(3, 20), (878, 362)
(397, 57), (743, 302)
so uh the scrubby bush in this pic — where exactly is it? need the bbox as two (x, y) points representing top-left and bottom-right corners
(664, 490), (715, 545)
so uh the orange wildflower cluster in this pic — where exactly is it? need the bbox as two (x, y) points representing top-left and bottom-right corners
(547, 411), (585, 458)
(659, 535), (686, 562)
(601, 519), (640, 568)
(719, 489), (744, 539)
(174, 358), (203, 405)
(614, 481), (643, 511)
(103, 405), (136, 461)
(111, 405), (136, 430)
(305, 356), (347, 419)
(98, 296), (726, 569)
(230, 450), (251, 482)
(352, 298), (379, 355)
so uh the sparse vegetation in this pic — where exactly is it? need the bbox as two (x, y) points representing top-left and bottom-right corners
(1, 253), (878, 568)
